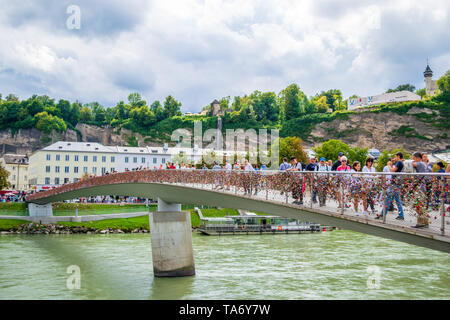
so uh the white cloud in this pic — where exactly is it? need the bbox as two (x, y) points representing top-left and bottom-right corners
(0, 0), (448, 111)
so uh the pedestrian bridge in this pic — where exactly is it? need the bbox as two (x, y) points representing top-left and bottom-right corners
(26, 169), (450, 254)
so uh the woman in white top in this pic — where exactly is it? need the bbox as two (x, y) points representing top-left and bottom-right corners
(362, 157), (376, 214)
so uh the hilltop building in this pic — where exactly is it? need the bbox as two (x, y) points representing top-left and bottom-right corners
(348, 63), (439, 110)
(424, 64), (439, 96)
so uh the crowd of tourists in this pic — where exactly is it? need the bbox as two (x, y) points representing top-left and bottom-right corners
(28, 151), (449, 229)
(272, 151), (449, 229)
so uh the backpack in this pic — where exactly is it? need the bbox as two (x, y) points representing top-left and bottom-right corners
(403, 160), (414, 173)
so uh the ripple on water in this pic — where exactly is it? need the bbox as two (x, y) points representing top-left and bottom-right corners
(0, 231), (448, 299)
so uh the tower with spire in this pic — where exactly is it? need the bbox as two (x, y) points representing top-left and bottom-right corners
(424, 61), (438, 96)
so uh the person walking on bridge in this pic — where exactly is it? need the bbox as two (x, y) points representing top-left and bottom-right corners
(336, 156), (351, 209)
(362, 157), (376, 215)
(287, 156), (304, 205)
(305, 156), (319, 204)
(279, 158), (290, 171)
(411, 152), (429, 228)
(316, 157), (331, 207)
(376, 152), (405, 221)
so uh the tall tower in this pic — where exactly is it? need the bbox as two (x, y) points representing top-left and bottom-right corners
(424, 63), (436, 96)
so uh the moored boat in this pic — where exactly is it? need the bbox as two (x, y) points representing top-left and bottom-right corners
(197, 215), (335, 236)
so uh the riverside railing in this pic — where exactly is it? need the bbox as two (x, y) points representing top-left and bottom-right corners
(26, 169), (450, 235)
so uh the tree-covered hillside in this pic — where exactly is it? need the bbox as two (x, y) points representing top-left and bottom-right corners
(0, 70), (449, 145)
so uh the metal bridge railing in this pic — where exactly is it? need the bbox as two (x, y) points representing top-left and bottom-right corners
(26, 169), (450, 236)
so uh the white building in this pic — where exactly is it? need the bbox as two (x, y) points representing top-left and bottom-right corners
(28, 140), (268, 189)
(347, 90), (422, 110)
(28, 141), (118, 190)
(114, 145), (171, 171)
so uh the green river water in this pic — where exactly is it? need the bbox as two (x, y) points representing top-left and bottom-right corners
(0, 230), (448, 299)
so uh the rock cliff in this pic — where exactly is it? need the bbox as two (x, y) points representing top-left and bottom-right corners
(1, 108), (448, 156)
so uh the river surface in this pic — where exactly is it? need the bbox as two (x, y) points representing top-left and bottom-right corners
(0, 230), (448, 299)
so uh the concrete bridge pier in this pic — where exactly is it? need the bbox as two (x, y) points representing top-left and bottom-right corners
(149, 198), (195, 277)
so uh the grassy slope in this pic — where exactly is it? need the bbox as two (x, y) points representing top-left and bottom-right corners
(0, 205), (230, 230)
(0, 219), (30, 231)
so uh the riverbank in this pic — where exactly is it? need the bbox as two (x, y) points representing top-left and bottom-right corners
(0, 202), (154, 216)
(0, 207), (270, 234)
(0, 208), (221, 234)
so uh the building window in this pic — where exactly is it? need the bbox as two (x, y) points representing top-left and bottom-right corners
(46, 154), (51, 161)
(102, 156), (106, 162)
(83, 167), (88, 173)
(142, 157), (146, 164)
(13, 175), (16, 180)
(55, 166), (60, 173)
(110, 167), (115, 172)
(74, 178), (79, 183)
(46, 166), (51, 173)
(74, 167), (79, 173)
(56, 154), (60, 161)
(55, 177), (60, 185)
(153, 158), (157, 164)
(65, 166), (70, 173)
(125, 157), (129, 163)
(84, 155), (88, 162)
(92, 167), (97, 174)
(74, 155), (79, 162)
(65, 155), (70, 161)
(102, 167), (106, 174)
(111, 156), (115, 163)
(162, 158), (166, 164)
(133, 157), (137, 163)
(93, 156), (97, 162)
(45, 177), (50, 185)
(64, 178), (69, 184)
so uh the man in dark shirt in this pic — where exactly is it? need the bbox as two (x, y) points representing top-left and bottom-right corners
(331, 152), (344, 171)
(305, 157), (318, 171)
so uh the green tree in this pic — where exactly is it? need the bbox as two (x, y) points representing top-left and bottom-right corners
(437, 70), (450, 93)
(347, 146), (369, 166)
(276, 136), (308, 164)
(5, 94), (18, 102)
(67, 101), (81, 126)
(85, 102), (106, 124)
(316, 89), (342, 112)
(375, 148), (412, 172)
(0, 163), (11, 191)
(313, 139), (351, 162)
(80, 106), (94, 122)
(314, 96), (329, 113)
(163, 95), (182, 118)
(128, 92), (146, 108)
(333, 92), (345, 111)
(386, 84), (416, 93)
(56, 99), (71, 121)
(35, 112), (67, 133)
(151, 100), (165, 122)
(416, 88), (426, 98)
(280, 84), (301, 121)
(130, 105), (156, 128)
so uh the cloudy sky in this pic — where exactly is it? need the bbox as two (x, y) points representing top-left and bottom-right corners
(0, 0), (449, 112)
